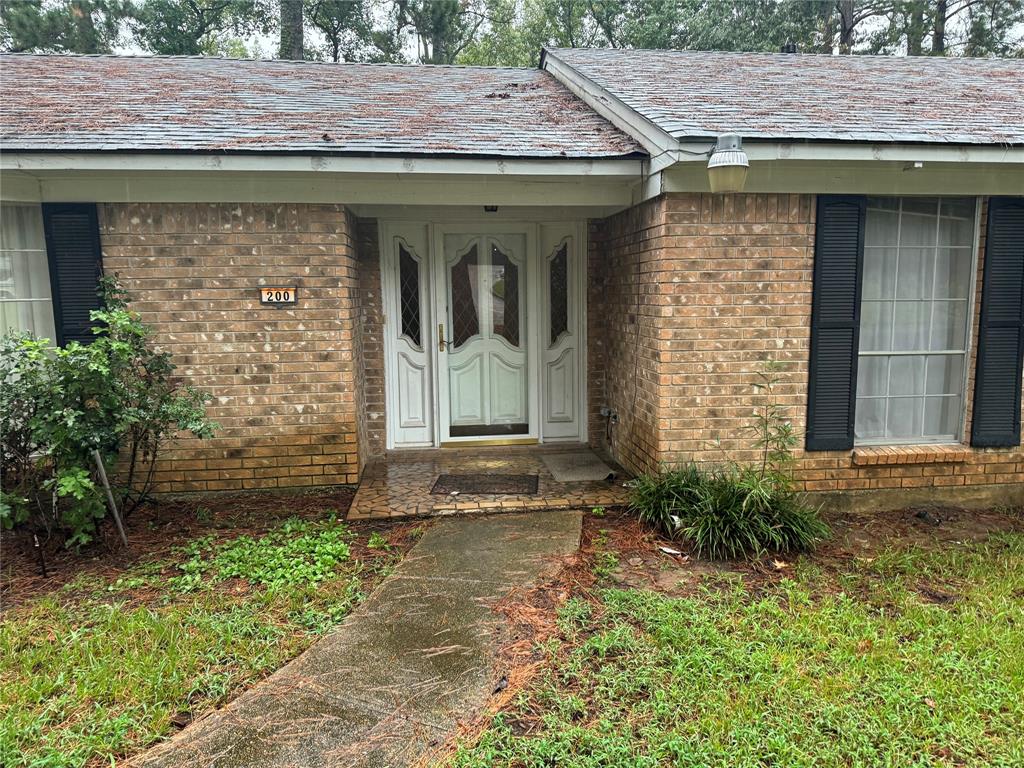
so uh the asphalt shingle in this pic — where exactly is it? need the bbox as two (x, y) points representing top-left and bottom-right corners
(0, 54), (643, 158)
(548, 48), (1024, 145)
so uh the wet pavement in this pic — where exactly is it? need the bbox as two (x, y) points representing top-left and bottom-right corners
(132, 510), (583, 768)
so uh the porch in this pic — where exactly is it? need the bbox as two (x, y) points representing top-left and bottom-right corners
(347, 444), (630, 520)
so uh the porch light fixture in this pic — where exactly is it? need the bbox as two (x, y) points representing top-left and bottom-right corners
(707, 134), (749, 193)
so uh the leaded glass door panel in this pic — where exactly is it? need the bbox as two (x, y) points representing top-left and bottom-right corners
(440, 232), (529, 439)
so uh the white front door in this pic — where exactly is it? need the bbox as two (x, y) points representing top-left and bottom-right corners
(437, 230), (533, 442)
(381, 221), (585, 449)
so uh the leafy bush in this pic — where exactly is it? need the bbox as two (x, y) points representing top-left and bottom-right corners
(0, 278), (215, 547)
(628, 361), (828, 559)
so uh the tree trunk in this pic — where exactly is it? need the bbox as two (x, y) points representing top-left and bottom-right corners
(907, 2), (925, 55)
(932, 0), (947, 54)
(70, 0), (100, 53)
(837, 0), (856, 53)
(279, 0), (304, 60)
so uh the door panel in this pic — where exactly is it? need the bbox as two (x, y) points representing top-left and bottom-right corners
(540, 224), (584, 441)
(449, 354), (485, 424)
(489, 352), (527, 422)
(382, 224), (433, 448)
(397, 351), (429, 428)
(441, 231), (529, 440)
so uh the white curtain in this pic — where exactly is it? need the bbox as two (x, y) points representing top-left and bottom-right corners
(0, 204), (56, 342)
(856, 197), (975, 443)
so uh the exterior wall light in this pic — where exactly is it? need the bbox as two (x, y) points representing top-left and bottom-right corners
(707, 134), (749, 193)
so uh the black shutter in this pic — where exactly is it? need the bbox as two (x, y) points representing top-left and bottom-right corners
(970, 197), (1024, 448)
(806, 195), (866, 451)
(42, 203), (103, 346)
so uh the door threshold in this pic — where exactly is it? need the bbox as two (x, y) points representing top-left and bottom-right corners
(440, 438), (539, 448)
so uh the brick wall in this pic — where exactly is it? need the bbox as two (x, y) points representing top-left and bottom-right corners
(587, 198), (669, 475)
(99, 203), (362, 493)
(355, 217), (386, 462)
(590, 193), (1024, 501)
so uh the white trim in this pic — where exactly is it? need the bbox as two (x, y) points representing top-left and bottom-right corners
(1, 152), (644, 176)
(0, 171), (638, 209)
(542, 51), (678, 173)
(660, 160), (1024, 197)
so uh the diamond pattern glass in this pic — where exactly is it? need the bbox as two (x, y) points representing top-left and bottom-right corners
(450, 244), (479, 349)
(491, 244), (519, 347)
(549, 242), (568, 346)
(398, 244), (421, 348)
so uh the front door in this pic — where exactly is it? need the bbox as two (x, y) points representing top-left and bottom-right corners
(381, 221), (584, 449)
(437, 231), (531, 442)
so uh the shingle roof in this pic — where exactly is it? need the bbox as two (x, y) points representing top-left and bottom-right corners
(547, 48), (1024, 145)
(0, 53), (643, 158)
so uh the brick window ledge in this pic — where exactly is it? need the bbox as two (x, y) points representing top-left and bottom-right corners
(852, 444), (970, 467)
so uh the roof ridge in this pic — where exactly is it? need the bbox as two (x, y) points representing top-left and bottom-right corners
(0, 51), (536, 72)
(547, 46), (1023, 64)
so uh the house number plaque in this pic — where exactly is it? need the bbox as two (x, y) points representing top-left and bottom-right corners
(259, 286), (298, 306)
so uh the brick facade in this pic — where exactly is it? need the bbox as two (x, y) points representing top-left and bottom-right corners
(95, 195), (1021, 504)
(589, 193), (1024, 503)
(354, 218), (386, 463)
(99, 203), (362, 493)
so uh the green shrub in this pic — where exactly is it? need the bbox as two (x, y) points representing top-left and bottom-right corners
(0, 278), (216, 547)
(628, 361), (828, 559)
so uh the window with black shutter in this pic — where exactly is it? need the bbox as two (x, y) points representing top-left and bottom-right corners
(41, 203), (103, 346)
(971, 197), (1024, 448)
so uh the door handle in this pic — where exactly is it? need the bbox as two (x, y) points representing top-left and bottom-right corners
(438, 323), (446, 352)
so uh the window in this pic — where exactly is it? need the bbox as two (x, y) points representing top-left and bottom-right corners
(856, 197), (977, 444)
(0, 204), (56, 342)
(398, 243), (422, 348)
(548, 242), (568, 346)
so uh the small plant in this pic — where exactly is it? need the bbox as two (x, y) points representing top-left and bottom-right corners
(591, 506), (606, 517)
(169, 517), (355, 592)
(628, 360), (828, 559)
(367, 531), (390, 550)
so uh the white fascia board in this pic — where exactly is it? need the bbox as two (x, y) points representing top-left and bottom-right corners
(675, 141), (1024, 165)
(542, 51), (680, 174)
(0, 169), (42, 201)
(3, 170), (636, 208)
(663, 159), (1024, 196)
(0, 152), (643, 177)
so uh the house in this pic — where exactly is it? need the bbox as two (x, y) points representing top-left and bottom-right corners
(1, 48), (1022, 510)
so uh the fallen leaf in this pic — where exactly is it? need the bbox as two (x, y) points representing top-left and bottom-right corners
(924, 697), (937, 710)
(772, 560), (789, 570)
(659, 546), (683, 556)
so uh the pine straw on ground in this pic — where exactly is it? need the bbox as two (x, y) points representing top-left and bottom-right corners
(417, 511), (656, 766)
(423, 503), (1024, 763)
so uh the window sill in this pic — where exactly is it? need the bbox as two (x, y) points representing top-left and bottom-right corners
(851, 444), (969, 467)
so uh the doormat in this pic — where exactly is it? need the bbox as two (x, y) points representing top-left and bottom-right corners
(431, 474), (539, 496)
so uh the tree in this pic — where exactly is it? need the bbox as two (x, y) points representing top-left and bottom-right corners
(279, 0), (302, 58)
(393, 0), (492, 64)
(130, 0), (270, 56)
(1, 0), (128, 53)
(963, 0), (1024, 56)
(306, 0), (375, 61)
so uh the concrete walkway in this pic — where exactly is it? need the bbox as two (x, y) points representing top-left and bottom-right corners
(134, 511), (582, 768)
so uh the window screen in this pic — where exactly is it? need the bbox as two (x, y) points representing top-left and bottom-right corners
(856, 197), (976, 443)
(0, 204), (56, 342)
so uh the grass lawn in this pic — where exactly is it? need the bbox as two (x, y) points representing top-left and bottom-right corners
(453, 508), (1024, 768)
(0, 492), (417, 768)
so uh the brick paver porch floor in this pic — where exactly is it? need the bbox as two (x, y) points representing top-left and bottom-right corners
(347, 444), (631, 520)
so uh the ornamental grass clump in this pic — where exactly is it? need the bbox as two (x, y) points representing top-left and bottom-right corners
(628, 361), (829, 559)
